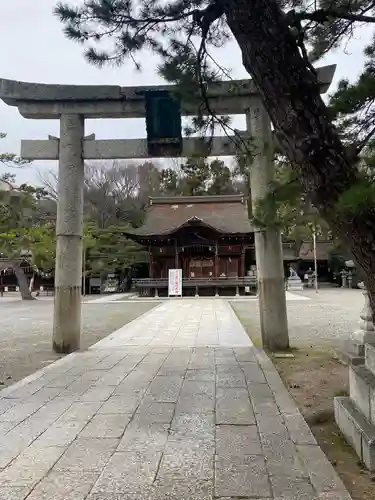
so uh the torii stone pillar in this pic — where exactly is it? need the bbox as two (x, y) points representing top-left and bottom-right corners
(246, 100), (288, 350)
(53, 114), (85, 353)
(0, 65), (335, 353)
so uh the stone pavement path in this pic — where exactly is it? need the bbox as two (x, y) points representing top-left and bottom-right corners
(0, 299), (351, 500)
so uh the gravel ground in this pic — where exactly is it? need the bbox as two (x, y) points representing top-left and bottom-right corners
(0, 297), (159, 387)
(231, 288), (366, 349)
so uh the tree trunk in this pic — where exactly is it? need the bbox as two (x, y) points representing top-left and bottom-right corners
(223, 0), (375, 312)
(0, 260), (35, 300)
(12, 262), (35, 300)
(29, 272), (35, 293)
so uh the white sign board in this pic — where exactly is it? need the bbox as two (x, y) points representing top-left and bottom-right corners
(168, 269), (182, 296)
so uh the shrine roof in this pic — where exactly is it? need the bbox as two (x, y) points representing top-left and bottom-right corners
(127, 195), (253, 238)
(298, 240), (334, 260)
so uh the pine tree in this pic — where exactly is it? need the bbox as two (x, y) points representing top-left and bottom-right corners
(85, 224), (147, 277)
(181, 157), (210, 195)
(159, 158), (236, 195)
(55, 0), (375, 310)
(0, 180), (51, 300)
(0, 133), (30, 168)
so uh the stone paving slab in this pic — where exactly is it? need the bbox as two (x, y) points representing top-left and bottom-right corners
(0, 299), (352, 499)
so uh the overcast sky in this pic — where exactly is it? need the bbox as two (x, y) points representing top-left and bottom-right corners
(0, 1), (373, 186)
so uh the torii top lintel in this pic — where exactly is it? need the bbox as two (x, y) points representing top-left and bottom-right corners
(0, 65), (335, 120)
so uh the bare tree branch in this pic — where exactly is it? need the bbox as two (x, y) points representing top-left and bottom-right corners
(36, 169), (58, 200)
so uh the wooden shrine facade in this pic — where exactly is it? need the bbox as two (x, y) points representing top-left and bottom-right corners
(126, 195), (256, 297)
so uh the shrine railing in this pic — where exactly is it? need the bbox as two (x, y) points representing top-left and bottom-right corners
(134, 276), (257, 289)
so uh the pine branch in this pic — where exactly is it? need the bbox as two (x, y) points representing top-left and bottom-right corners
(0, 133), (31, 168)
(0, 153), (30, 168)
(55, 1), (198, 25)
(288, 7), (375, 25)
(54, 1), (375, 173)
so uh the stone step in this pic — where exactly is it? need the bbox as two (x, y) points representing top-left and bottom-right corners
(335, 396), (375, 471)
(365, 343), (375, 376)
(349, 364), (375, 426)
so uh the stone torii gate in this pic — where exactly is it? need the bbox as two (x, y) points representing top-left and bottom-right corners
(0, 65), (335, 354)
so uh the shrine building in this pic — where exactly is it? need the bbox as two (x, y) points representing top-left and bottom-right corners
(125, 194), (334, 297)
(125, 194), (256, 297)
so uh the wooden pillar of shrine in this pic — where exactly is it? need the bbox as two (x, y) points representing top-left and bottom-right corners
(174, 240), (179, 269)
(214, 242), (219, 278)
(148, 248), (154, 278)
(240, 245), (246, 277)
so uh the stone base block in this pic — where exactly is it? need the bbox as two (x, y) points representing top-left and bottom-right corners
(351, 329), (375, 347)
(338, 339), (365, 366)
(287, 277), (303, 292)
(351, 339), (366, 357)
(339, 350), (364, 366)
(287, 284), (304, 291)
(334, 396), (375, 471)
(365, 343), (375, 376)
(349, 364), (375, 422)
